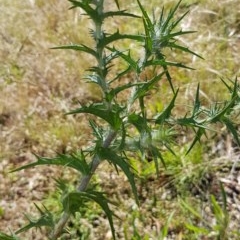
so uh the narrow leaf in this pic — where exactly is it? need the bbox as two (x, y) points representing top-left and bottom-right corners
(15, 204), (54, 234)
(169, 42), (203, 59)
(67, 103), (123, 130)
(128, 113), (149, 133)
(98, 147), (139, 205)
(186, 127), (205, 155)
(136, 0), (153, 30)
(11, 152), (90, 175)
(155, 89), (179, 124)
(131, 72), (165, 102)
(107, 47), (140, 73)
(222, 117), (240, 146)
(145, 59), (195, 70)
(68, 0), (101, 23)
(63, 190), (116, 240)
(0, 233), (20, 240)
(51, 44), (97, 58)
(181, 200), (202, 219)
(103, 10), (140, 19)
(98, 31), (143, 48)
(185, 224), (209, 234)
(192, 83), (201, 115)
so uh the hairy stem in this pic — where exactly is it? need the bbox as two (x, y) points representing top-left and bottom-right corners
(50, 130), (117, 239)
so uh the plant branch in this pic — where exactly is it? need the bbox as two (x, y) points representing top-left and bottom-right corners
(50, 130), (117, 239)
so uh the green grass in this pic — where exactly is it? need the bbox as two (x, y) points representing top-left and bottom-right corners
(0, 0), (239, 239)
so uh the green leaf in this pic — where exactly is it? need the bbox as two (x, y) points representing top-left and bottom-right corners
(11, 152), (90, 175)
(98, 147), (139, 205)
(207, 97), (237, 123)
(68, 0), (101, 23)
(0, 232), (20, 240)
(155, 89), (179, 124)
(222, 117), (240, 146)
(185, 224), (209, 234)
(220, 182), (227, 211)
(106, 82), (143, 102)
(192, 83), (201, 115)
(210, 195), (225, 222)
(186, 127), (205, 155)
(181, 200), (202, 219)
(107, 47), (140, 73)
(15, 204), (54, 234)
(103, 10), (140, 19)
(168, 42), (203, 59)
(131, 72), (165, 103)
(89, 119), (104, 142)
(98, 31), (143, 49)
(145, 59), (195, 70)
(136, 0), (154, 58)
(67, 103), (123, 130)
(51, 44), (97, 58)
(85, 74), (108, 91)
(148, 144), (166, 172)
(136, 0), (153, 31)
(62, 190), (116, 240)
(160, 211), (175, 238)
(128, 113), (149, 133)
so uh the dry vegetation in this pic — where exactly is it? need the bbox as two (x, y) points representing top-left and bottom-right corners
(0, 0), (240, 239)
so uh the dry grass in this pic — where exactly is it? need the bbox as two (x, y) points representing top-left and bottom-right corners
(0, 0), (239, 239)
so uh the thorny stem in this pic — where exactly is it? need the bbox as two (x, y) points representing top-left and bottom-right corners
(50, 1), (118, 238)
(50, 130), (117, 239)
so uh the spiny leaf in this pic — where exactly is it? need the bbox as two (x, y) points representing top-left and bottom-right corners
(62, 190), (116, 240)
(103, 10), (140, 19)
(51, 44), (97, 58)
(186, 127), (205, 155)
(15, 204), (54, 234)
(155, 89), (179, 124)
(170, 10), (189, 30)
(0, 232), (20, 240)
(167, 30), (197, 39)
(128, 113), (149, 133)
(98, 147), (139, 205)
(131, 72), (165, 102)
(89, 119), (104, 141)
(160, 0), (182, 33)
(145, 59), (195, 70)
(67, 103), (123, 130)
(106, 82), (143, 102)
(207, 97), (237, 123)
(148, 144), (166, 172)
(98, 31), (143, 48)
(107, 47), (141, 73)
(85, 74), (108, 91)
(136, 0), (154, 58)
(222, 117), (240, 146)
(136, 0), (153, 31)
(68, 0), (101, 23)
(192, 83), (201, 115)
(11, 152), (90, 175)
(168, 42), (203, 59)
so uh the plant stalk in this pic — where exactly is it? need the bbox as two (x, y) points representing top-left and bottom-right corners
(50, 130), (117, 239)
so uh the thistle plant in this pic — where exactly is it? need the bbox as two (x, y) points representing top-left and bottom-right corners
(1, 0), (239, 239)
